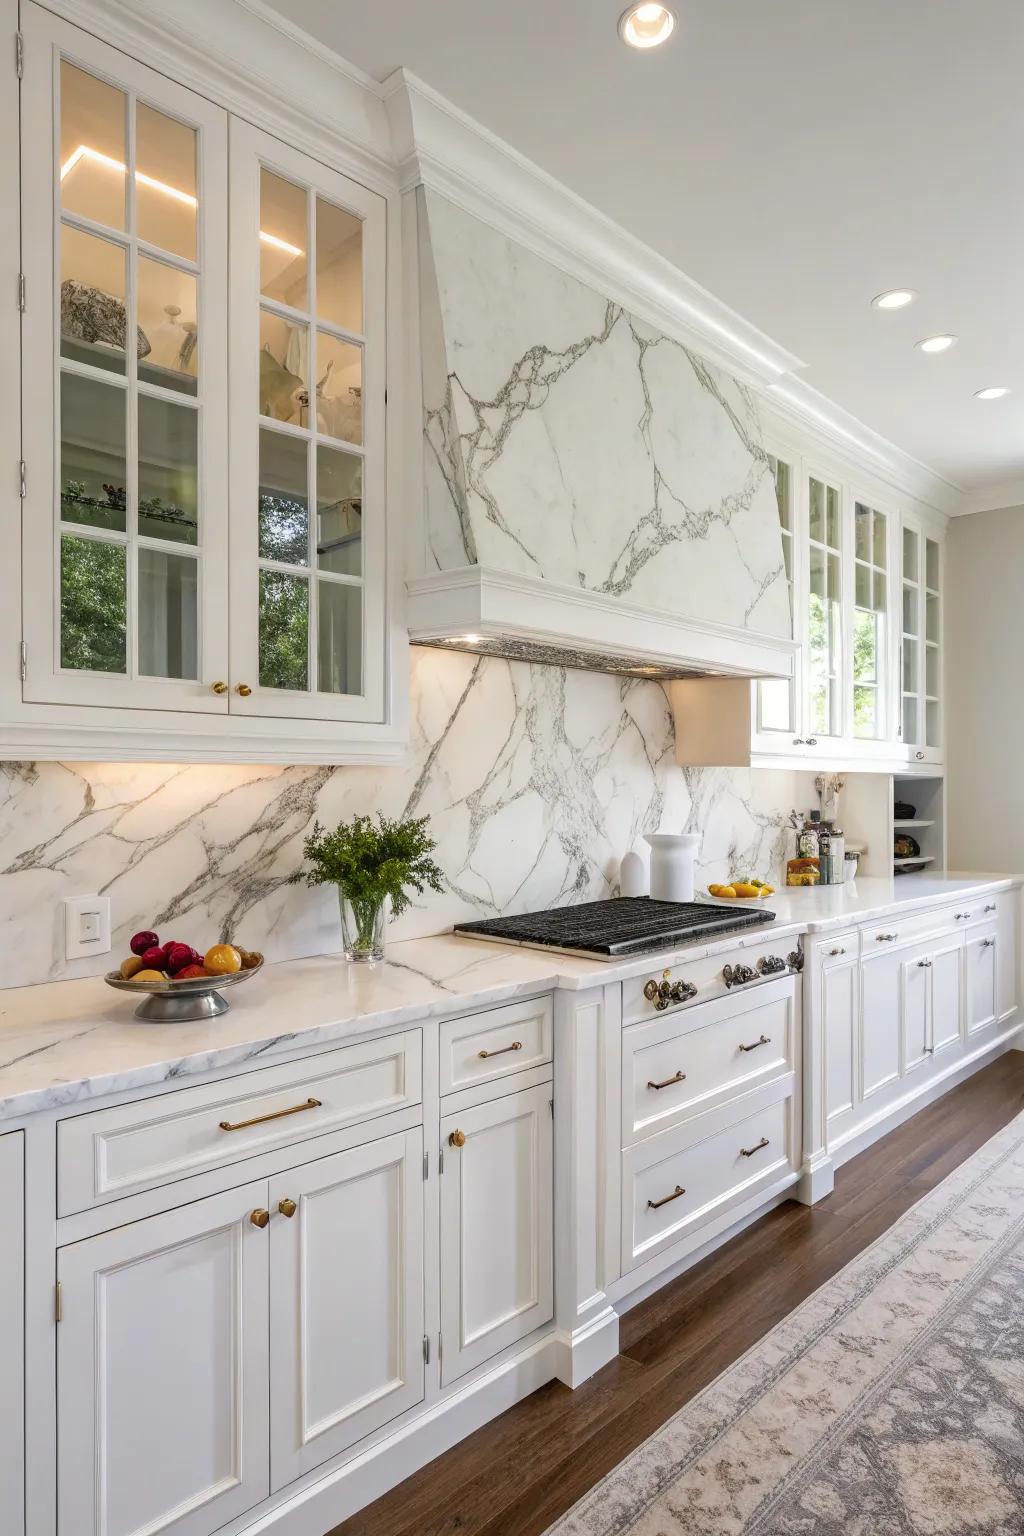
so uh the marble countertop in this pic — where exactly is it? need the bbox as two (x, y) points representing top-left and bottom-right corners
(0, 873), (1016, 1122)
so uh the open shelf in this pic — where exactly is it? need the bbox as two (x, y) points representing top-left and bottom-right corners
(894, 855), (936, 870)
(893, 819), (935, 829)
(893, 775), (944, 878)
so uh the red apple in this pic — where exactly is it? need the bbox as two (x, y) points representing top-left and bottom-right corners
(140, 944), (168, 970)
(164, 941), (197, 975)
(176, 964), (210, 980)
(130, 930), (160, 956)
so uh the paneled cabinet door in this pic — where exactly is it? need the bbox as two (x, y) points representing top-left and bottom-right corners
(965, 930), (998, 1036)
(859, 949), (901, 1101)
(822, 957), (858, 1128)
(899, 945), (932, 1076)
(268, 1129), (424, 1490)
(20, 4), (230, 713)
(440, 1084), (554, 1386)
(56, 1181), (271, 1536)
(227, 119), (387, 723)
(0, 1134), (23, 1536)
(930, 941), (963, 1053)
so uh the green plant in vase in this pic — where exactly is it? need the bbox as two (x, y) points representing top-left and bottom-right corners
(291, 813), (444, 962)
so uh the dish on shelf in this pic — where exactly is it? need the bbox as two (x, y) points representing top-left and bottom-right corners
(105, 958), (263, 1023)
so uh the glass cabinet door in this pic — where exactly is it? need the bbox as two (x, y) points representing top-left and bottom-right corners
(20, 8), (229, 710)
(851, 501), (889, 740)
(805, 474), (844, 738)
(228, 121), (386, 722)
(901, 520), (942, 759)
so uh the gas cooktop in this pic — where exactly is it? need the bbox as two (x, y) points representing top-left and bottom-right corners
(453, 897), (775, 960)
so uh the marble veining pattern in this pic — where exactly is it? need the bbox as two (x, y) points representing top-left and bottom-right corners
(0, 650), (801, 990)
(419, 190), (790, 637)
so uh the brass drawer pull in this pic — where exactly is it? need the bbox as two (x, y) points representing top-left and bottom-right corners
(740, 1137), (770, 1158)
(738, 1033), (771, 1053)
(278, 1198), (297, 1218)
(478, 1040), (523, 1059)
(647, 1184), (686, 1210)
(219, 1096), (322, 1132)
(647, 1069), (686, 1091)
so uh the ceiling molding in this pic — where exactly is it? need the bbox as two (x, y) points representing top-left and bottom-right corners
(384, 68), (805, 393)
(385, 68), (967, 518)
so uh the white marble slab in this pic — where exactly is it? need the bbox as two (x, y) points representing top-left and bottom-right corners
(419, 189), (791, 637)
(0, 875), (1015, 1123)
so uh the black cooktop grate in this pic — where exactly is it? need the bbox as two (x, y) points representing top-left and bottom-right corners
(454, 897), (775, 958)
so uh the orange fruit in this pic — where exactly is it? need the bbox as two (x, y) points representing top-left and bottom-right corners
(120, 955), (145, 979)
(132, 968), (167, 982)
(204, 944), (242, 975)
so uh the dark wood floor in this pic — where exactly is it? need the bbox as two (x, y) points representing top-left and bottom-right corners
(332, 1052), (1024, 1536)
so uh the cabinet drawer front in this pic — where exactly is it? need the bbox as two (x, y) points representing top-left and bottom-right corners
(622, 977), (795, 1145)
(863, 905), (958, 953)
(439, 997), (552, 1096)
(622, 1089), (794, 1271)
(818, 931), (860, 967)
(58, 1031), (422, 1215)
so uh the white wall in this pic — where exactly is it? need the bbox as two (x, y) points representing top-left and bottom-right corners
(946, 505), (1024, 875)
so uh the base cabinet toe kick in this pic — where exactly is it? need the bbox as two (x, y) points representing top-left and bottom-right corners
(8, 884), (1021, 1536)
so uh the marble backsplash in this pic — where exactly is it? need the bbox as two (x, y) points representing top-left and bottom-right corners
(0, 649), (802, 989)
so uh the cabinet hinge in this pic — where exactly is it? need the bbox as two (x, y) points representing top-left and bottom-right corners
(422, 1333), (429, 1364)
(15, 31), (24, 79)
(422, 1150), (428, 1181)
(438, 1146), (444, 1176)
(19, 641), (27, 683)
(18, 460), (26, 498)
(17, 271), (25, 312)
(54, 1282), (62, 1323)
(438, 1331), (443, 1363)
(549, 1096), (554, 1117)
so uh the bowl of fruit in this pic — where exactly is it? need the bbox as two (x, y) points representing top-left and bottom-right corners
(105, 931), (264, 1022)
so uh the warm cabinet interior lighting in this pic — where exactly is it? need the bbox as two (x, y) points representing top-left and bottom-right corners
(619, 4), (676, 48)
(60, 144), (304, 255)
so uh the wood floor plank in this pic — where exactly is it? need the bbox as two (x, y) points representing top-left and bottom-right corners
(329, 1051), (1024, 1536)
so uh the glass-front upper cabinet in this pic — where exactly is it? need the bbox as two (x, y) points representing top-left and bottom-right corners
(851, 501), (889, 741)
(901, 517), (943, 762)
(805, 473), (844, 739)
(228, 121), (386, 723)
(21, 9), (229, 711)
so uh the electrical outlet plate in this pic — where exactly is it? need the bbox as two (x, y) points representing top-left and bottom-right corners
(64, 895), (112, 961)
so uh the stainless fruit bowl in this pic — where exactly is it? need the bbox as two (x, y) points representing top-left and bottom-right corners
(104, 959), (263, 1023)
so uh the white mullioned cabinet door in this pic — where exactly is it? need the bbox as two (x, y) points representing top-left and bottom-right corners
(56, 1180), (271, 1536)
(227, 118), (387, 723)
(267, 1128), (425, 1490)
(439, 1083), (554, 1386)
(20, 3), (230, 713)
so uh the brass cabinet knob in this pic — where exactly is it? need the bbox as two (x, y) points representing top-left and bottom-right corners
(235, 683), (252, 697)
(249, 1208), (270, 1229)
(211, 680), (228, 694)
(278, 1198), (297, 1218)
(448, 1129), (466, 1148)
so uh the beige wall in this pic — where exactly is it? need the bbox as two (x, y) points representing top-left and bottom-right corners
(946, 505), (1024, 874)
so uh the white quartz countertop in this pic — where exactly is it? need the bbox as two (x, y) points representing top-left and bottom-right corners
(0, 873), (1015, 1122)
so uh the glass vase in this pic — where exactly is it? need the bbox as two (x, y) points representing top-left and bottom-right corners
(338, 887), (386, 963)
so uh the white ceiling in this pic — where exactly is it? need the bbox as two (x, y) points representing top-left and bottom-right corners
(266, 0), (1024, 501)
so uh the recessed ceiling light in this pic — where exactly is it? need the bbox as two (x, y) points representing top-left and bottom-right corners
(975, 386), (1011, 400)
(916, 335), (957, 354)
(872, 289), (917, 311)
(619, 3), (676, 48)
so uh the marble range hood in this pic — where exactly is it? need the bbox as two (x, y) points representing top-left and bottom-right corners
(407, 187), (797, 683)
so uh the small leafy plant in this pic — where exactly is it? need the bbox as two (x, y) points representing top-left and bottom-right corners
(291, 813), (444, 919)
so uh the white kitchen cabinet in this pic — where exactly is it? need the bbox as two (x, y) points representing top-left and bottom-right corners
(899, 942), (933, 1075)
(0, 1133), (24, 1536)
(997, 888), (1020, 1022)
(8, 2), (400, 763)
(930, 940), (963, 1052)
(859, 946), (902, 1101)
(268, 1129), (424, 1488)
(439, 1084), (553, 1385)
(964, 928), (998, 1036)
(821, 953), (858, 1127)
(57, 1180), (271, 1536)
(900, 517), (943, 766)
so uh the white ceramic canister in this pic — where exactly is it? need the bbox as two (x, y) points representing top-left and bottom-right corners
(645, 832), (701, 903)
(619, 848), (649, 898)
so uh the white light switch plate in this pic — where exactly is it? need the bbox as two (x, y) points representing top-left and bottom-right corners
(64, 895), (112, 961)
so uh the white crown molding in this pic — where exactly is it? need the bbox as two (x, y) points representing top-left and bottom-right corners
(955, 478), (1024, 517)
(383, 69), (805, 393)
(43, 0), (398, 193)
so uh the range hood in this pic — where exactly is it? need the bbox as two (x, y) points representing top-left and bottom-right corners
(406, 188), (797, 684)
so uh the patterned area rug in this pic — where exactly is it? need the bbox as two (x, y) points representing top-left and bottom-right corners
(547, 1113), (1024, 1535)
